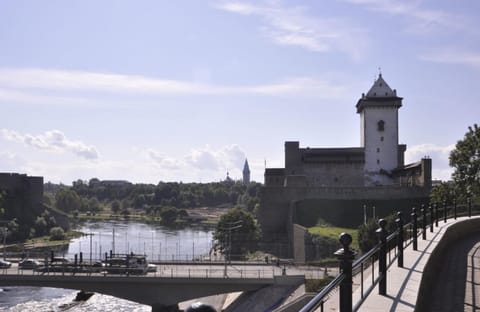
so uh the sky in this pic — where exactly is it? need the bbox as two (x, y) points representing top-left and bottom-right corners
(1, 0), (479, 185)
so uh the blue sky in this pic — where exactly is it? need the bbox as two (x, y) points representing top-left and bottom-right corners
(1, 0), (479, 184)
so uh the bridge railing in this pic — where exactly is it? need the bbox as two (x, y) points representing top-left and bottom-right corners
(0, 261), (276, 279)
(300, 198), (479, 312)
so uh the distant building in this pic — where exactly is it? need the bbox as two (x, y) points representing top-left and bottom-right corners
(242, 159), (250, 185)
(258, 74), (432, 262)
(0, 172), (44, 221)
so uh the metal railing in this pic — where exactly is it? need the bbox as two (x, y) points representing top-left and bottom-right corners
(300, 198), (479, 312)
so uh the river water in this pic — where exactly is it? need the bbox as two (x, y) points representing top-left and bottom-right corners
(0, 220), (214, 311)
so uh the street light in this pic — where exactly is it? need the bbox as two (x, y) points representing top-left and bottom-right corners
(219, 220), (243, 277)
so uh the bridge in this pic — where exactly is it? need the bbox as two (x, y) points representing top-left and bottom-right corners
(0, 262), (305, 311)
(299, 200), (480, 312)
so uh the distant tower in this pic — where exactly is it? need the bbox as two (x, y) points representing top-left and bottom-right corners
(243, 159), (251, 184)
(356, 73), (403, 186)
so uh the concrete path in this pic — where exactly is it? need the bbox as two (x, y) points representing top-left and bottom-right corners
(356, 216), (480, 312)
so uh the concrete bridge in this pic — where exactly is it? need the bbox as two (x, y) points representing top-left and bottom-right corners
(0, 264), (304, 311)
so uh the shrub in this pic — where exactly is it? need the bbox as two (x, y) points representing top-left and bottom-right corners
(49, 227), (66, 241)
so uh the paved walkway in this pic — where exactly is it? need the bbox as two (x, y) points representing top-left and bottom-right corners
(352, 216), (480, 312)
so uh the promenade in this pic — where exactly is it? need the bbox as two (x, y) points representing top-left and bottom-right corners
(356, 216), (480, 312)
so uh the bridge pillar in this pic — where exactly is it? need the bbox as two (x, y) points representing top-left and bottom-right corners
(151, 303), (180, 312)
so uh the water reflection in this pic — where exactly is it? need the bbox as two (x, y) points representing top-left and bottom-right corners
(67, 220), (214, 262)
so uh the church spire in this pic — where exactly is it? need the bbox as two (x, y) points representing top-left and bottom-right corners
(243, 159), (250, 184)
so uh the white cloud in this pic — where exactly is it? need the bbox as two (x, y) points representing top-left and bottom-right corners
(345, 0), (469, 34)
(1, 129), (99, 160)
(419, 49), (480, 68)
(147, 144), (246, 177)
(0, 68), (350, 100)
(405, 143), (455, 181)
(215, 1), (369, 60)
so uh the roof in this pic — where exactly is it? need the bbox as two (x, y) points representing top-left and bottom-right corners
(243, 159), (250, 173)
(356, 74), (403, 113)
(366, 74), (396, 98)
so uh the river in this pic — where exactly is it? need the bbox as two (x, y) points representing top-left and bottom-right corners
(0, 220), (214, 311)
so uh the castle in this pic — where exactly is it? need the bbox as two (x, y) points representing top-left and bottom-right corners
(258, 74), (432, 261)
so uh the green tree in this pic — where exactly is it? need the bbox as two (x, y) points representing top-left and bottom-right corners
(214, 208), (260, 257)
(55, 189), (82, 212)
(160, 206), (178, 224)
(430, 181), (455, 205)
(49, 227), (66, 240)
(450, 124), (480, 199)
(111, 200), (121, 214)
(357, 214), (396, 252)
(88, 197), (101, 213)
(34, 216), (48, 236)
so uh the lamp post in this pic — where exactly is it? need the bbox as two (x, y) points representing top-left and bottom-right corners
(219, 220), (243, 277)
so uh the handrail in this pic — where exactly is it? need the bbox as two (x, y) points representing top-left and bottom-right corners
(299, 273), (345, 312)
(300, 201), (479, 312)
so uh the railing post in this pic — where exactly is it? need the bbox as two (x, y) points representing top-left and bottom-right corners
(376, 219), (388, 295)
(429, 204), (434, 232)
(334, 233), (357, 312)
(454, 197), (457, 220)
(443, 200), (447, 223)
(395, 213), (404, 268)
(468, 197), (472, 218)
(421, 205), (427, 240)
(411, 208), (418, 251)
(435, 203), (439, 227)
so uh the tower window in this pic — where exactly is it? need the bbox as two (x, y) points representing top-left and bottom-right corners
(378, 120), (385, 131)
(377, 148), (380, 153)
(377, 159), (380, 164)
(380, 136), (384, 142)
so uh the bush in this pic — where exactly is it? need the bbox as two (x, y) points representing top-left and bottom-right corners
(305, 276), (335, 292)
(49, 227), (66, 241)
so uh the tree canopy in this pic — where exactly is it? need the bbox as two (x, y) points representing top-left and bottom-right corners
(214, 208), (261, 257)
(450, 124), (480, 199)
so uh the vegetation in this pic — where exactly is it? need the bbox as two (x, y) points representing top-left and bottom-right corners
(49, 227), (66, 240)
(214, 208), (261, 257)
(357, 214), (397, 253)
(449, 124), (480, 200)
(309, 225), (358, 250)
(46, 179), (261, 223)
(305, 276), (336, 293)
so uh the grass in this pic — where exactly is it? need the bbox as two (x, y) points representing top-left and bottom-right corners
(308, 225), (359, 250)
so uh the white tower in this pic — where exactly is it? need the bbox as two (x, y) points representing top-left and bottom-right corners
(356, 74), (403, 186)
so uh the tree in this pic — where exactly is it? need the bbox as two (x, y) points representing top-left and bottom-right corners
(111, 200), (121, 214)
(430, 181), (455, 205)
(357, 214), (396, 252)
(450, 124), (480, 199)
(214, 208), (260, 257)
(160, 206), (178, 224)
(49, 227), (66, 240)
(55, 189), (82, 212)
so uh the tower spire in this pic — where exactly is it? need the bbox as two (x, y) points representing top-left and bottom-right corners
(243, 158), (250, 184)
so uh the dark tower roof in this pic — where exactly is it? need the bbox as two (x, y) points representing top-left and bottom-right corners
(356, 74), (402, 113)
(243, 159), (250, 174)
